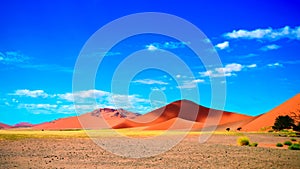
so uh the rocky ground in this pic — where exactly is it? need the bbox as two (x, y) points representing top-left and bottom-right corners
(0, 133), (299, 168)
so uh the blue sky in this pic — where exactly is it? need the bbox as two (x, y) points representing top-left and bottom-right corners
(1, 0), (300, 125)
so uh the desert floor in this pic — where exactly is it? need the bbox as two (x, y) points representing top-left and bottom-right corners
(0, 132), (299, 169)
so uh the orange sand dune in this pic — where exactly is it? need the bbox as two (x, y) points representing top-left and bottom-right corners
(214, 116), (259, 131)
(242, 94), (300, 131)
(33, 116), (82, 130)
(0, 122), (12, 129)
(29, 94), (300, 131)
(144, 117), (204, 130)
(113, 100), (253, 130)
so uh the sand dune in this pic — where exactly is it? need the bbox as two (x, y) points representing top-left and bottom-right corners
(241, 94), (300, 131)
(19, 94), (300, 131)
(144, 117), (204, 130)
(113, 100), (253, 130)
(0, 122), (12, 129)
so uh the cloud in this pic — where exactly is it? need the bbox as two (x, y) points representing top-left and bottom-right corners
(132, 79), (168, 85)
(192, 79), (205, 83)
(246, 64), (257, 68)
(151, 87), (166, 91)
(17, 103), (96, 115)
(260, 44), (281, 51)
(267, 62), (283, 67)
(10, 89), (155, 114)
(58, 89), (153, 113)
(177, 79), (204, 89)
(58, 89), (110, 102)
(19, 64), (73, 73)
(146, 44), (158, 51)
(145, 41), (188, 51)
(11, 89), (49, 98)
(215, 41), (229, 50)
(0, 51), (29, 64)
(224, 26), (300, 41)
(216, 63), (243, 74)
(200, 63), (256, 77)
(0, 51), (73, 73)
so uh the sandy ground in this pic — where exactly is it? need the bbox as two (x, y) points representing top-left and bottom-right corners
(0, 134), (299, 169)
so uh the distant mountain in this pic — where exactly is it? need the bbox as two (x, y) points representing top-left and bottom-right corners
(33, 108), (140, 130)
(0, 122), (12, 129)
(241, 94), (300, 131)
(13, 122), (34, 128)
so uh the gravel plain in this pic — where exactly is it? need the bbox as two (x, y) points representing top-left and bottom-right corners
(0, 133), (299, 169)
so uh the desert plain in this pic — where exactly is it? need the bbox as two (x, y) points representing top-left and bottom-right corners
(0, 130), (299, 169)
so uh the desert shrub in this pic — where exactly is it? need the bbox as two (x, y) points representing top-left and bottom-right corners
(291, 138), (297, 141)
(268, 129), (274, 133)
(284, 141), (292, 146)
(237, 137), (250, 146)
(226, 128), (230, 132)
(250, 142), (258, 147)
(288, 143), (300, 150)
(276, 143), (283, 147)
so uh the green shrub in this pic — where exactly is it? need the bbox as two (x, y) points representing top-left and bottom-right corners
(237, 137), (250, 146)
(272, 115), (294, 131)
(276, 143), (283, 147)
(288, 143), (300, 150)
(291, 138), (297, 141)
(249, 142), (258, 147)
(284, 141), (292, 146)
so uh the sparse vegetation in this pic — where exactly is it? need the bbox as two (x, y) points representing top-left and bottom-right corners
(276, 143), (283, 147)
(249, 142), (258, 147)
(288, 143), (300, 150)
(284, 141), (292, 146)
(226, 128), (230, 132)
(237, 127), (242, 131)
(272, 115), (294, 131)
(291, 138), (297, 141)
(237, 137), (250, 146)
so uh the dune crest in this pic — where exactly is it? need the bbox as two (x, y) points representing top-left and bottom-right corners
(241, 94), (300, 131)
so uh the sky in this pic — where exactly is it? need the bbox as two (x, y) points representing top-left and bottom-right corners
(1, 0), (300, 125)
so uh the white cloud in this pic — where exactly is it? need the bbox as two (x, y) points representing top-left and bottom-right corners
(58, 89), (110, 102)
(145, 41), (188, 51)
(12, 89), (49, 98)
(11, 89), (154, 114)
(224, 26), (300, 41)
(216, 63), (243, 73)
(200, 63), (256, 77)
(260, 44), (281, 51)
(200, 70), (213, 77)
(151, 87), (166, 91)
(146, 44), (158, 51)
(246, 64), (257, 68)
(215, 41), (229, 50)
(0, 51), (73, 73)
(0, 51), (29, 64)
(177, 79), (204, 89)
(267, 62), (283, 67)
(132, 79), (168, 85)
(192, 79), (205, 83)
(176, 74), (181, 78)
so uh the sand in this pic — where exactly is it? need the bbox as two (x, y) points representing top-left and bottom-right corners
(0, 134), (299, 168)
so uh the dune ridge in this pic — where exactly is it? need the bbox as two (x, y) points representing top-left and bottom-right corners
(3, 94), (300, 131)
